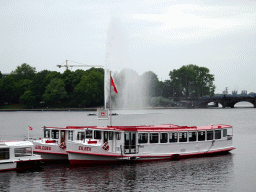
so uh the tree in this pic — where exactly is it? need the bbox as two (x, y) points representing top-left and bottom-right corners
(0, 71), (2, 80)
(30, 70), (51, 107)
(140, 71), (160, 98)
(11, 63), (36, 80)
(169, 64), (215, 97)
(19, 90), (36, 108)
(0, 75), (19, 104)
(74, 70), (104, 107)
(43, 78), (67, 107)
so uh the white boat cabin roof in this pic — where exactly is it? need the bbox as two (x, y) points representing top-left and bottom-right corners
(43, 124), (232, 132)
(0, 141), (34, 147)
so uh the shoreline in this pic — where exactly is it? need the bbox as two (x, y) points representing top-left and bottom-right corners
(0, 107), (187, 111)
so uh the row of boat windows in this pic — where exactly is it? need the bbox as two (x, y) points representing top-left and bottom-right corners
(44, 129), (122, 141)
(69, 130), (122, 141)
(44, 129), (228, 143)
(138, 129), (227, 144)
(0, 148), (32, 160)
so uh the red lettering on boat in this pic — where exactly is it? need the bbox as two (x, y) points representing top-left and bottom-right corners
(79, 146), (92, 151)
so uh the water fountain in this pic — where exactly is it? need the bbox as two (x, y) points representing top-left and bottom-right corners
(104, 18), (148, 109)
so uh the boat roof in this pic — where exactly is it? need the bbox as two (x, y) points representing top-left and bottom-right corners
(43, 124), (232, 132)
(0, 141), (34, 147)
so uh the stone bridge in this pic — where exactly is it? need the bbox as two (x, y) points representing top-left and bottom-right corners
(175, 96), (256, 108)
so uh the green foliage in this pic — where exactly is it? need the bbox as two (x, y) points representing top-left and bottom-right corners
(43, 78), (67, 107)
(0, 75), (19, 103)
(0, 71), (2, 80)
(19, 90), (36, 108)
(74, 70), (104, 107)
(11, 63), (36, 80)
(30, 70), (51, 106)
(141, 71), (160, 98)
(169, 64), (215, 97)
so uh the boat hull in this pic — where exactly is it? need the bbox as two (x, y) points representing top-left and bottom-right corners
(68, 147), (235, 166)
(0, 159), (42, 172)
(33, 140), (68, 161)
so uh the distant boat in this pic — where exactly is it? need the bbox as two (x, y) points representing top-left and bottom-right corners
(87, 113), (96, 116)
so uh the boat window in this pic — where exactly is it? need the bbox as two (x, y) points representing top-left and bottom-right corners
(169, 132), (178, 143)
(124, 133), (130, 146)
(189, 132), (197, 142)
(207, 131), (213, 140)
(116, 132), (121, 140)
(44, 129), (50, 138)
(198, 131), (205, 141)
(85, 129), (92, 139)
(61, 131), (65, 139)
(94, 130), (102, 139)
(68, 131), (73, 141)
(138, 133), (148, 143)
(77, 132), (85, 140)
(14, 147), (32, 157)
(160, 133), (168, 143)
(104, 131), (108, 142)
(179, 132), (187, 142)
(223, 129), (227, 137)
(215, 130), (221, 139)
(109, 132), (113, 140)
(52, 130), (59, 139)
(150, 133), (159, 143)
(0, 148), (9, 160)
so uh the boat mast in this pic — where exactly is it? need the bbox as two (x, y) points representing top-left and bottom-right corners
(110, 71), (112, 126)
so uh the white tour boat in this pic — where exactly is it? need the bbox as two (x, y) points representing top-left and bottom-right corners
(66, 124), (235, 165)
(32, 126), (95, 161)
(0, 140), (42, 171)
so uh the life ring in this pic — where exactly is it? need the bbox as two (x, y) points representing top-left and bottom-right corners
(59, 142), (66, 150)
(102, 142), (109, 151)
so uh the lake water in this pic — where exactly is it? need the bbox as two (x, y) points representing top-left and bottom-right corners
(1, 104), (256, 191)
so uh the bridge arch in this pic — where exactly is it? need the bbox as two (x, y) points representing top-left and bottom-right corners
(184, 96), (256, 108)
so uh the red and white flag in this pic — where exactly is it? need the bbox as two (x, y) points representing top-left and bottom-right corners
(29, 126), (33, 130)
(110, 76), (118, 94)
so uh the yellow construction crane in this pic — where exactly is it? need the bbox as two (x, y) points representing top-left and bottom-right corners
(57, 60), (104, 70)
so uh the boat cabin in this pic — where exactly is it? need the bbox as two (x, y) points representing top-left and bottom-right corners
(41, 126), (97, 145)
(0, 141), (41, 171)
(68, 124), (233, 155)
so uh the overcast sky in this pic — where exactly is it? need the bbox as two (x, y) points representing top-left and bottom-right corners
(1, 0), (256, 93)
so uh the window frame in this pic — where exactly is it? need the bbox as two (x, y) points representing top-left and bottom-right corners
(169, 132), (178, 143)
(207, 130), (214, 140)
(188, 131), (197, 142)
(150, 133), (159, 143)
(44, 129), (50, 138)
(115, 132), (121, 140)
(51, 130), (59, 139)
(68, 131), (73, 141)
(0, 148), (10, 160)
(138, 133), (148, 144)
(179, 132), (188, 142)
(94, 130), (102, 140)
(85, 129), (93, 139)
(14, 147), (32, 157)
(198, 131), (206, 141)
(160, 133), (168, 143)
(215, 130), (221, 140)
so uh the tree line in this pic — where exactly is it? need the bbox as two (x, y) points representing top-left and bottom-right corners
(0, 63), (215, 108)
